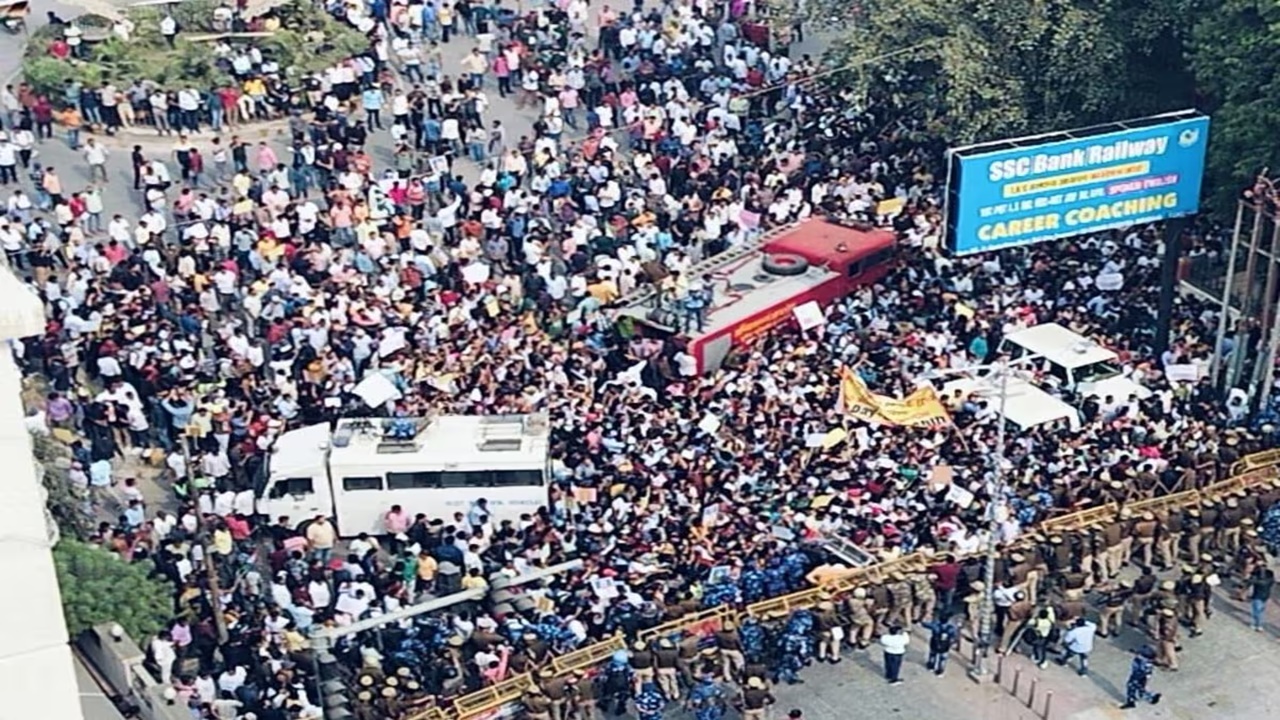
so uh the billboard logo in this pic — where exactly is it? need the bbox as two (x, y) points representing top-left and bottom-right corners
(1178, 128), (1201, 147)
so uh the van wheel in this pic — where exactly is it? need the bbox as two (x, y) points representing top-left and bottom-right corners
(762, 253), (810, 276)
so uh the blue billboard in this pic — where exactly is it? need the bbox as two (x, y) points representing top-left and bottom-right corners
(945, 112), (1210, 256)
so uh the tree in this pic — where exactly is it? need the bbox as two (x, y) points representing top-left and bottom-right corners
(826, 0), (1192, 145)
(53, 539), (174, 642)
(1187, 0), (1280, 210)
(30, 432), (91, 542)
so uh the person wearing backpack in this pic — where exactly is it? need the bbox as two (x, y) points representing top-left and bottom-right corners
(1028, 606), (1058, 668)
(920, 617), (959, 677)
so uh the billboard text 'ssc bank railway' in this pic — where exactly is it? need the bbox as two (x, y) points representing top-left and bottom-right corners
(944, 111), (1210, 256)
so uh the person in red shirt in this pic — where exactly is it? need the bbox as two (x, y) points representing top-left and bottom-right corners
(929, 554), (963, 615)
(48, 38), (70, 59)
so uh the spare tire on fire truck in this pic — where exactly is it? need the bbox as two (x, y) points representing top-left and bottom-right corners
(762, 252), (810, 276)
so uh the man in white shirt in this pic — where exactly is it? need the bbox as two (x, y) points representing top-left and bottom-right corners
(1056, 617), (1097, 676)
(879, 625), (909, 685)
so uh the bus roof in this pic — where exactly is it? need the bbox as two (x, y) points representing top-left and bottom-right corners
(763, 219), (896, 269)
(1001, 323), (1118, 370)
(327, 414), (550, 469)
(271, 422), (333, 478)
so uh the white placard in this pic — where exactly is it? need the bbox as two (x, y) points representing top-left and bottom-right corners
(945, 483), (975, 509)
(461, 262), (492, 285)
(1166, 363), (1200, 383)
(804, 433), (826, 448)
(698, 413), (722, 434)
(591, 577), (620, 599)
(1095, 273), (1125, 291)
(352, 373), (403, 408)
(792, 300), (826, 331)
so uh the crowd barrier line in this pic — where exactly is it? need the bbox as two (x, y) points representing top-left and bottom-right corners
(407, 453), (1280, 720)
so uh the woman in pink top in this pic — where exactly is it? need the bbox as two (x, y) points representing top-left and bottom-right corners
(255, 141), (278, 174)
(493, 53), (511, 97)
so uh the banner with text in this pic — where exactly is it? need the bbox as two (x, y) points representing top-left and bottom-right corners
(837, 367), (952, 428)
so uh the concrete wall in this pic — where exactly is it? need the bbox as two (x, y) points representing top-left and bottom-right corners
(0, 265), (82, 720)
(77, 625), (191, 720)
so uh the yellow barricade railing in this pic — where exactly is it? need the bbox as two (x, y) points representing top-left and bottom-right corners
(452, 673), (533, 720)
(408, 450), (1280, 720)
(552, 634), (626, 676)
(1040, 503), (1119, 534)
(1232, 449), (1280, 477)
(638, 605), (736, 644)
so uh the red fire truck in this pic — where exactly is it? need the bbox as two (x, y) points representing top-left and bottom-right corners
(613, 217), (897, 374)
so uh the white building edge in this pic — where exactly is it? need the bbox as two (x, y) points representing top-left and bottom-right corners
(0, 265), (84, 720)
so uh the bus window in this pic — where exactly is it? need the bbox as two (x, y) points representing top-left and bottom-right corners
(441, 470), (493, 488)
(492, 469), (544, 486)
(864, 248), (894, 268)
(342, 476), (383, 491)
(269, 477), (314, 499)
(387, 471), (442, 489)
(847, 260), (863, 277)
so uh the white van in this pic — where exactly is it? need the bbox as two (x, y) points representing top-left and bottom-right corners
(257, 414), (551, 536)
(998, 323), (1152, 402)
(939, 374), (1081, 430)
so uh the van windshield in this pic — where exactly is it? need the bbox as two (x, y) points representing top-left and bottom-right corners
(1073, 360), (1123, 384)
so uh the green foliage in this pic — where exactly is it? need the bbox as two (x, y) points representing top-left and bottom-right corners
(828, 0), (1280, 214)
(830, 0), (1187, 145)
(30, 432), (92, 542)
(1187, 0), (1280, 211)
(21, 0), (365, 101)
(53, 539), (174, 642)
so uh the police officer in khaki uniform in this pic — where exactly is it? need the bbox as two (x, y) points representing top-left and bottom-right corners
(1117, 507), (1136, 570)
(523, 683), (553, 720)
(1156, 607), (1180, 671)
(568, 669), (598, 720)
(844, 587), (876, 649)
(1132, 512), (1158, 570)
(998, 591), (1031, 654)
(962, 582), (984, 641)
(1007, 553), (1035, 605)
(1220, 497), (1245, 555)
(910, 573), (937, 624)
(738, 676), (775, 720)
(1101, 516), (1126, 579)
(1157, 509), (1184, 569)
(677, 632), (703, 688)
(1196, 499), (1220, 556)
(1096, 580), (1130, 638)
(630, 640), (655, 695)
(538, 666), (570, 720)
(716, 620), (746, 681)
(654, 637), (680, 700)
(814, 600), (842, 663)
(885, 572), (914, 627)
(1188, 573), (1212, 637)
(869, 583), (892, 635)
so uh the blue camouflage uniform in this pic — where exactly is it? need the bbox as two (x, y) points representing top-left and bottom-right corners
(741, 566), (768, 603)
(635, 682), (666, 720)
(781, 550), (810, 591)
(777, 632), (805, 684)
(764, 561), (789, 597)
(686, 676), (726, 720)
(740, 618), (766, 660)
(1125, 655), (1158, 706)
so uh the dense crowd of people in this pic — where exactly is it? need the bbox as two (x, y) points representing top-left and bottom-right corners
(11, 1), (1280, 719)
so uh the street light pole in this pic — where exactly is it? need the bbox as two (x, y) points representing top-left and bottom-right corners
(919, 352), (1043, 680)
